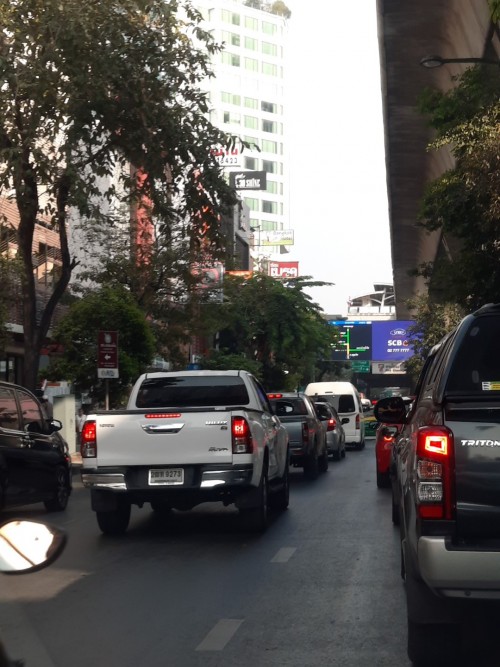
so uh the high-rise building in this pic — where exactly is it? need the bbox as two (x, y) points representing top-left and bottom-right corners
(195, 0), (291, 269)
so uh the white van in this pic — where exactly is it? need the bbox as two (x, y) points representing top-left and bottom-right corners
(304, 381), (365, 449)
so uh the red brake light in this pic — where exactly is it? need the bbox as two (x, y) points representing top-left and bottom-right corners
(232, 417), (253, 454)
(145, 413), (182, 419)
(327, 418), (336, 431)
(81, 420), (97, 458)
(267, 393), (283, 399)
(415, 426), (454, 520)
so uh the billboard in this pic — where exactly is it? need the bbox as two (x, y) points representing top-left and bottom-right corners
(371, 321), (415, 361)
(261, 229), (294, 246)
(328, 319), (416, 363)
(268, 261), (299, 278)
(230, 171), (267, 190)
(329, 320), (372, 361)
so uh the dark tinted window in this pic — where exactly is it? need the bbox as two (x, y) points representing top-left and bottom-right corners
(271, 398), (308, 416)
(446, 315), (500, 395)
(136, 376), (250, 408)
(338, 395), (355, 412)
(19, 390), (44, 430)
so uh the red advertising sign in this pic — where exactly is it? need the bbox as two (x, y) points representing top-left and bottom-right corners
(268, 261), (299, 278)
(98, 331), (119, 378)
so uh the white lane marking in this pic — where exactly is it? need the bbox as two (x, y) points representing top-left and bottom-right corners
(271, 547), (296, 563)
(196, 619), (244, 651)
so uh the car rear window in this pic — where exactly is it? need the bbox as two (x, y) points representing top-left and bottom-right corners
(271, 398), (308, 416)
(135, 376), (250, 408)
(446, 315), (500, 395)
(313, 394), (355, 413)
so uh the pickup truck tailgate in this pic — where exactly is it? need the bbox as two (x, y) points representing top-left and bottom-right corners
(446, 403), (500, 539)
(94, 411), (234, 467)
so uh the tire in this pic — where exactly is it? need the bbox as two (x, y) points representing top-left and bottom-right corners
(240, 469), (269, 532)
(332, 447), (341, 462)
(96, 501), (131, 536)
(341, 446), (346, 459)
(376, 469), (390, 489)
(270, 459), (289, 512)
(318, 447), (329, 473)
(44, 466), (70, 512)
(304, 451), (319, 480)
(356, 439), (365, 451)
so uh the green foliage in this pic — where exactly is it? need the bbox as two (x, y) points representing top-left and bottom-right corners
(404, 294), (465, 386)
(198, 274), (337, 390)
(489, 0), (500, 22)
(0, 0), (237, 388)
(45, 286), (156, 407)
(415, 64), (500, 310)
(199, 350), (262, 378)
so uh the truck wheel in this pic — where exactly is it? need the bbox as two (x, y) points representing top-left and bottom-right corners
(332, 447), (341, 462)
(304, 451), (319, 480)
(44, 467), (70, 512)
(318, 447), (329, 473)
(270, 460), (289, 511)
(240, 470), (268, 532)
(96, 502), (131, 536)
(391, 489), (400, 525)
(376, 470), (390, 488)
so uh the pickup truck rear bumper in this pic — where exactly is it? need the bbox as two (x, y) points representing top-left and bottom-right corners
(418, 536), (500, 599)
(81, 464), (254, 491)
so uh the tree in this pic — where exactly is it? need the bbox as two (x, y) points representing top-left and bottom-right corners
(404, 294), (464, 387)
(415, 65), (500, 310)
(198, 274), (338, 390)
(45, 286), (156, 408)
(0, 0), (237, 389)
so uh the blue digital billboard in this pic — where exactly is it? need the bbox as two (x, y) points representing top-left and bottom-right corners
(328, 320), (416, 362)
(371, 321), (416, 361)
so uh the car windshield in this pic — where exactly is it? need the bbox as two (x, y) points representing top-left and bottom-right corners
(313, 394), (355, 413)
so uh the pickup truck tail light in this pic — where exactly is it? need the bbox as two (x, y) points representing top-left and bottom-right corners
(81, 420), (97, 458)
(327, 418), (336, 431)
(301, 421), (309, 445)
(355, 414), (360, 430)
(415, 426), (455, 520)
(232, 417), (253, 454)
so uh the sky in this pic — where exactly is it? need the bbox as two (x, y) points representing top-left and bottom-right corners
(283, 1), (393, 315)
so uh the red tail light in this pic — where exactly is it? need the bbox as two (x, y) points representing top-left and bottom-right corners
(356, 413), (360, 429)
(302, 421), (309, 445)
(415, 426), (455, 520)
(232, 417), (253, 454)
(267, 393), (283, 399)
(327, 418), (336, 431)
(81, 420), (97, 458)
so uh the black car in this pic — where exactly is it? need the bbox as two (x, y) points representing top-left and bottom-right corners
(375, 304), (500, 665)
(0, 381), (72, 512)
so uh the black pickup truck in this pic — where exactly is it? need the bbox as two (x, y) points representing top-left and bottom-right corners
(376, 304), (500, 665)
(0, 381), (72, 512)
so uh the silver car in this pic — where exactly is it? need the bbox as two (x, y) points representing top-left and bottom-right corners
(314, 401), (346, 461)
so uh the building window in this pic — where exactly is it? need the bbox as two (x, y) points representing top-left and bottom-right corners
(222, 10), (240, 25)
(266, 180), (277, 194)
(262, 139), (278, 153)
(245, 16), (258, 30)
(262, 42), (277, 56)
(262, 20), (276, 35)
(245, 57), (258, 72)
(262, 119), (276, 133)
(262, 159), (276, 174)
(222, 52), (240, 67)
(261, 220), (275, 231)
(261, 101), (276, 113)
(244, 97), (258, 109)
(244, 115), (258, 130)
(244, 198), (259, 211)
(244, 135), (259, 150)
(262, 62), (277, 76)
(245, 157), (257, 170)
(224, 111), (241, 125)
(221, 91), (241, 105)
(245, 36), (257, 50)
(262, 201), (277, 214)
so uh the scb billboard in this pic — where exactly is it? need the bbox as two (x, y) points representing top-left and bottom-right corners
(328, 320), (416, 362)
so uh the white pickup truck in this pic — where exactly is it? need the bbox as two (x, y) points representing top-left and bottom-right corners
(80, 370), (290, 534)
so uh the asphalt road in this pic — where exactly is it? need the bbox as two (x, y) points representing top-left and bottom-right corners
(0, 439), (411, 667)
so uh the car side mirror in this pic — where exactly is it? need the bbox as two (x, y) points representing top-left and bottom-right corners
(0, 520), (66, 574)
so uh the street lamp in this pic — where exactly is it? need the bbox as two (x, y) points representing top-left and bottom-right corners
(420, 54), (500, 68)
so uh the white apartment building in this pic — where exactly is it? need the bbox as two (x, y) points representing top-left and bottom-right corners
(195, 0), (291, 265)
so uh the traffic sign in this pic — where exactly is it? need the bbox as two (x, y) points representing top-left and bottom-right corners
(98, 331), (119, 378)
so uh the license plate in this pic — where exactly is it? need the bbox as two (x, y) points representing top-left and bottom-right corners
(148, 468), (184, 486)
